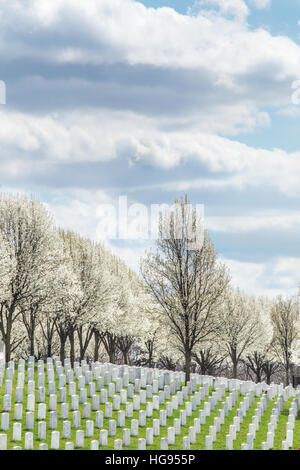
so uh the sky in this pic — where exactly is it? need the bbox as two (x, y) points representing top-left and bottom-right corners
(1, 0), (300, 297)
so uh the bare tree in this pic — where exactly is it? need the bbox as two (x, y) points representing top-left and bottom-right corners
(243, 351), (267, 383)
(158, 355), (178, 371)
(270, 296), (299, 386)
(141, 196), (230, 383)
(262, 359), (282, 385)
(193, 347), (225, 376)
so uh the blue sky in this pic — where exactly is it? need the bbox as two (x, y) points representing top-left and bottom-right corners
(1, 0), (300, 296)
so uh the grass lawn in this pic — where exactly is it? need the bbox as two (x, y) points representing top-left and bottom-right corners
(0, 363), (298, 450)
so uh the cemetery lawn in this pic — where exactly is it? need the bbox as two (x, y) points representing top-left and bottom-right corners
(0, 364), (299, 450)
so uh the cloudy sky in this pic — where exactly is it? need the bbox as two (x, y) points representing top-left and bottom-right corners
(1, 0), (300, 297)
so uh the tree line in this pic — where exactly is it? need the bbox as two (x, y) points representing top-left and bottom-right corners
(0, 194), (299, 386)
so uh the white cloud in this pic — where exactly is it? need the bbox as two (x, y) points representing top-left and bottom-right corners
(0, 0), (297, 181)
(0, 0), (298, 81)
(249, 0), (271, 9)
(45, 189), (114, 239)
(0, 0), (299, 184)
(273, 258), (300, 290)
(223, 257), (300, 297)
(206, 211), (300, 233)
(0, 0), (297, 301)
(137, 134), (300, 196)
(0, 104), (269, 164)
(0, 107), (300, 196)
(194, 0), (250, 22)
(223, 258), (266, 294)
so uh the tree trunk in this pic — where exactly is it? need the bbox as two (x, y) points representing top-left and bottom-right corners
(47, 342), (52, 358)
(256, 371), (261, 383)
(148, 348), (153, 368)
(28, 309), (36, 357)
(109, 351), (116, 363)
(231, 349), (238, 379)
(5, 339), (11, 363)
(118, 336), (133, 366)
(60, 337), (66, 363)
(123, 350), (128, 365)
(94, 330), (100, 362)
(40, 318), (54, 359)
(5, 321), (12, 362)
(185, 350), (191, 385)
(265, 366), (271, 385)
(30, 333), (35, 357)
(146, 339), (154, 368)
(232, 361), (238, 379)
(69, 330), (75, 368)
(100, 332), (118, 364)
(285, 363), (290, 386)
(77, 326), (94, 361)
(0, 304), (15, 363)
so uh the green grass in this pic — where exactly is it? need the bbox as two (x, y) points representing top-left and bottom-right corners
(0, 363), (205, 450)
(0, 364), (298, 450)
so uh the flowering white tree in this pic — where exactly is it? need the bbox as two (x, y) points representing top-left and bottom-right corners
(97, 262), (147, 365)
(136, 294), (166, 367)
(0, 194), (60, 361)
(59, 231), (112, 364)
(242, 296), (280, 383)
(50, 263), (83, 363)
(35, 319), (60, 359)
(216, 288), (263, 379)
(0, 233), (14, 303)
(7, 318), (28, 360)
(270, 295), (300, 386)
(20, 230), (65, 357)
